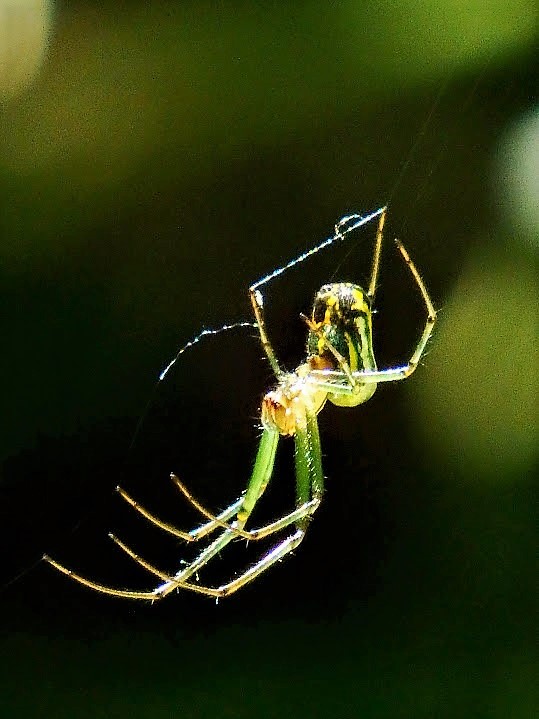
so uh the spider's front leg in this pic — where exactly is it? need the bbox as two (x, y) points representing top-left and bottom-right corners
(249, 286), (281, 378)
(392, 239), (436, 376)
(345, 238), (436, 385)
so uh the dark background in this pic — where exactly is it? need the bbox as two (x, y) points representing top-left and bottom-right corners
(0, 2), (536, 717)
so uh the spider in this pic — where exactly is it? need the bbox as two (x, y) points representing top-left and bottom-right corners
(44, 206), (436, 599)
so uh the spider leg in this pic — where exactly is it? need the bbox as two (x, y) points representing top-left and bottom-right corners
(146, 425), (282, 599)
(43, 426), (281, 599)
(45, 528), (309, 600)
(116, 484), (243, 541)
(249, 286), (281, 377)
(106, 495), (319, 596)
(170, 529), (307, 598)
(97, 409), (323, 600)
(115, 485), (191, 541)
(393, 238), (436, 373)
(367, 205), (386, 299)
(107, 532), (309, 600)
(42, 553), (219, 600)
(108, 533), (172, 581)
(170, 472), (320, 540)
(332, 206), (386, 301)
(43, 554), (165, 600)
(107, 492), (321, 586)
(151, 406), (325, 598)
(169, 473), (247, 535)
(308, 342), (435, 392)
(118, 462), (316, 547)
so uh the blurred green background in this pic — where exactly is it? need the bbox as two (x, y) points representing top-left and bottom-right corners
(0, 1), (537, 717)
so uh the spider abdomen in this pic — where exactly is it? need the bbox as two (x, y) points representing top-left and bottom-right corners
(308, 283), (375, 372)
